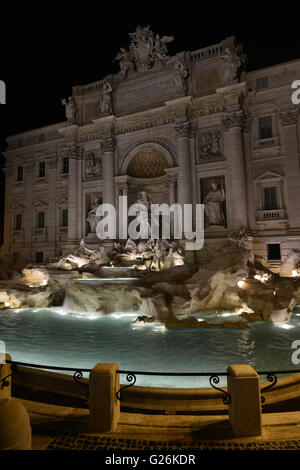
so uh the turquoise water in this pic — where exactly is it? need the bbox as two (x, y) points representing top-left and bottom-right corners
(1, 307), (300, 388)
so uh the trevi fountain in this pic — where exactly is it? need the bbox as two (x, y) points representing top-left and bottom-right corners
(1, 223), (300, 387)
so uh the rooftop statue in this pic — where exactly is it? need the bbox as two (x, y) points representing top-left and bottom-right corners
(115, 26), (174, 75)
(100, 81), (113, 114)
(61, 96), (76, 124)
(220, 48), (242, 83)
(174, 60), (188, 95)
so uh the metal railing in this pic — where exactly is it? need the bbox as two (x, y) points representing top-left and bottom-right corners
(0, 360), (91, 393)
(2, 360), (300, 407)
(116, 370), (231, 404)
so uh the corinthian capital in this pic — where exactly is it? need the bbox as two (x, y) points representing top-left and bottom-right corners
(167, 175), (177, 185)
(63, 143), (84, 160)
(279, 108), (300, 127)
(100, 137), (116, 153)
(46, 157), (58, 169)
(25, 161), (34, 174)
(174, 121), (190, 138)
(222, 110), (244, 132)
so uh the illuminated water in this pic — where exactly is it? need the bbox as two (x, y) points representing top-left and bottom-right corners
(1, 307), (300, 388)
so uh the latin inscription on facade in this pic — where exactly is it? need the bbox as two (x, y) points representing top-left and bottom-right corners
(115, 76), (177, 114)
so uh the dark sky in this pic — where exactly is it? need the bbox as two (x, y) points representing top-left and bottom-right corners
(0, 6), (299, 143)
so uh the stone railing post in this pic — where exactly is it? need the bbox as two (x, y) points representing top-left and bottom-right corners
(89, 363), (120, 433)
(227, 364), (262, 437)
(0, 354), (12, 399)
(0, 355), (32, 450)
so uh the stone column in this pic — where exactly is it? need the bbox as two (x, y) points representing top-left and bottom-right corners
(46, 157), (57, 256)
(101, 137), (116, 208)
(65, 144), (84, 243)
(189, 126), (198, 220)
(77, 156), (83, 241)
(174, 121), (193, 208)
(279, 108), (300, 229)
(222, 111), (248, 229)
(24, 161), (34, 261)
(242, 113), (256, 230)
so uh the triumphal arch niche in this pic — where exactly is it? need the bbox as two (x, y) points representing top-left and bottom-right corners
(120, 140), (177, 208)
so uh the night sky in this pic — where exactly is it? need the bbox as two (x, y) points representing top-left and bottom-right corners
(0, 6), (299, 243)
(0, 7), (299, 141)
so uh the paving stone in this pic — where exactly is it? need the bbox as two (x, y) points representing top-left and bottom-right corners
(32, 429), (300, 451)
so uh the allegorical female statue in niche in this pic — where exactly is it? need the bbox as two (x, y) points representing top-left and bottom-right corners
(203, 182), (226, 226)
(87, 197), (101, 233)
(133, 190), (154, 239)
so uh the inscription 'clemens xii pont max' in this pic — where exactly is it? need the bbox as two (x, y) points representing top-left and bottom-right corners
(115, 76), (177, 112)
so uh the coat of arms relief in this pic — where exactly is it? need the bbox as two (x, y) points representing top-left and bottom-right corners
(115, 25), (174, 75)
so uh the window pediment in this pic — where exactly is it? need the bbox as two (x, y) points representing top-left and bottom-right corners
(256, 172), (283, 182)
(32, 200), (48, 209)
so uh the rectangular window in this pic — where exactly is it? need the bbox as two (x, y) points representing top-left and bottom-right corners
(267, 244), (281, 261)
(17, 166), (23, 182)
(61, 208), (68, 227)
(256, 76), (269, 90)
(15, 213), (22, 230)
(37, 211), (45, 229)
(62, 158), (69, 174)
(36, 252), (44, 263)
(259, 116), (273, 139)
(264, 186), (278, 210)
(39, 161), (46, 178)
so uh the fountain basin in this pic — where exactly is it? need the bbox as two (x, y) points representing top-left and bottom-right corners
(1, 307), (300, 388)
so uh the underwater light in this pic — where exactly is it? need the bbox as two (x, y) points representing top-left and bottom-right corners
(254, 273), (271, 283)
(237, 280), (246, 288)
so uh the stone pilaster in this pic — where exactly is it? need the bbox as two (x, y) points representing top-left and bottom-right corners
(64, 144), (84, 243)
(167, 176), (177, 237)
(242, 112), (256, 230)
(24, 161), (34, 260)
(46, 157), (57, 254)
(2, 165), (14, 256)
(279, 108), (300, 229)
(222, 110), (248, 229)
(101, 137), (116, 208)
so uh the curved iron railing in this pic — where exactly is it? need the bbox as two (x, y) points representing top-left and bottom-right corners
(1, 360), (300, 406)
(0, 360), (91, 395)
(257, 369), (300, 403)
(116, 370), (231, 405)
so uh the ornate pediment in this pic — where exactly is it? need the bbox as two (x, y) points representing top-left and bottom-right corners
(115, 25), (174, 75)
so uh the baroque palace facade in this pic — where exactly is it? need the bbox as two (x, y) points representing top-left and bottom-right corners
(1, 27), (300, 270)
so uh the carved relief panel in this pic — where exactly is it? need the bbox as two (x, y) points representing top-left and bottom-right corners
(198, 128), (223, 161)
